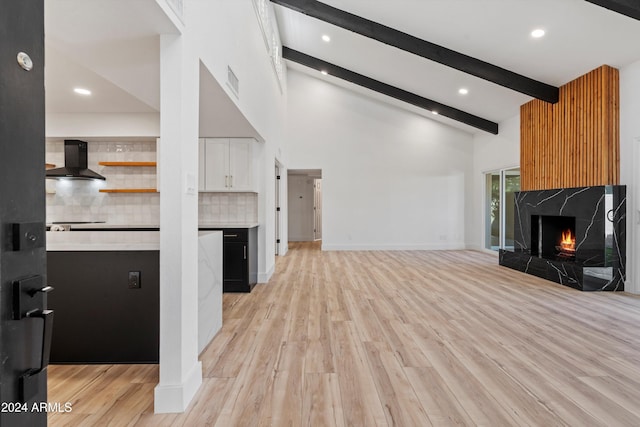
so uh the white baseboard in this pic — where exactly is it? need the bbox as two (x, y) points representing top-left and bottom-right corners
(154, 361), (203, 413)
(258, 263), (275, 283)
(479, 248), (500, 256)
(321, 242), (467, 251)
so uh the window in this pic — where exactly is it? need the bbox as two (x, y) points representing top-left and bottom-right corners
(485, 167), (520, 251)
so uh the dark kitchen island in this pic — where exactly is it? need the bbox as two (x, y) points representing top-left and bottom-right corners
(47, 231), (160, 363)
(46, 230), (222, 364)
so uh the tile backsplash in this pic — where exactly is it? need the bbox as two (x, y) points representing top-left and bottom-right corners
(46, 179), (160, 224)
(46, 140), (257, 225)
(199, 193), (258, 224)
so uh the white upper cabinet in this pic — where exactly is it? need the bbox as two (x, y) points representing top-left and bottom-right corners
(204, 139), (229, 191)
(199, 138), (255, 192)
(228, 139), (253, 191)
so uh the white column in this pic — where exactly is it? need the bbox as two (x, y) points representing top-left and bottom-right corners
(154, 32), (202, 413)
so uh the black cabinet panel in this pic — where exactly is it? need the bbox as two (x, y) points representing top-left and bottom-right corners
(47, 251), (159, 363)
(200, 227), (257, 292)
(224, 241), (247, 287)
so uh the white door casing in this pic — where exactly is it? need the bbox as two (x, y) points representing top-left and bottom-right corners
(314, 179), (322, 240)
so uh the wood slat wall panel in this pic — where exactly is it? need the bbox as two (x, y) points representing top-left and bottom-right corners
(520, 65), (619, 191)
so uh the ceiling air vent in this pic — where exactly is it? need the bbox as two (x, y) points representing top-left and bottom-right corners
(227, 66), (239, 98)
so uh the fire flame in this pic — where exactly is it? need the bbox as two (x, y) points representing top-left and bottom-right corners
(560, 229), (576, 252)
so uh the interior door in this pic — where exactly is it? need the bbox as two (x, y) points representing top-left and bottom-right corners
(314, 179), (322, 240)
(287, 175), (315, 241)
(0, 0), (50, 425)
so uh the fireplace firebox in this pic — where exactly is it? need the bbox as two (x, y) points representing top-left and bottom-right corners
(499, 185), (626, 291)
(531, 215), (576, 261)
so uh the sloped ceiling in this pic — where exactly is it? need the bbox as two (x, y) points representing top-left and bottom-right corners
(273, 0), (640, 133)
(44, 0), (640, 135)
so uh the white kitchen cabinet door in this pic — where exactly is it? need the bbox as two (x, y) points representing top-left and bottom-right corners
(204, 139), (230, 191)
(228, 139), (253, 191)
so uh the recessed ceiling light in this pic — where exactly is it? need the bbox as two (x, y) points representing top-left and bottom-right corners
(432, 111), (438, 115)
(320, 70), (328, 75)
(458, 88), (469, 95)
(531, 29), (545, 38)
(322, 34), (331, 42)
(73, 87), (92, 96)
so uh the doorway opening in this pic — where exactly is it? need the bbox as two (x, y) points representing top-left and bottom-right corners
(275, 160), (283, 255)
(484, 167), (520, 251)
(288, 169), (322, 242)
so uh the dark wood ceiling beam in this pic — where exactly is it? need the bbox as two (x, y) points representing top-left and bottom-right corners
(283, 47), (499, 134)
(584, 0), (640, 20)
(271, 0), (559, 103)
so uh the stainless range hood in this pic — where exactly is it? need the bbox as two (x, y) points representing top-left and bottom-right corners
(45, 139), (106, 180)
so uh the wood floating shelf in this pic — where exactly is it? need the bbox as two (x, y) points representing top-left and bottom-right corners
(99, 189), (158, 193)
(98, 161), (157, 167)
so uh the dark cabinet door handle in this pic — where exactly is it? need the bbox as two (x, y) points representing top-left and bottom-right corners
(244, 245), (247, 260)
(26, 309), (54, 370)
(28, 285), (54, 297)
(224, 234), (238, 238)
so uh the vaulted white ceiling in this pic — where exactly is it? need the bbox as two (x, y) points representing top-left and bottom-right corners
(45, 0), (177, 113)
(44, 0), (640, 135)
(274, 0), (640, 132)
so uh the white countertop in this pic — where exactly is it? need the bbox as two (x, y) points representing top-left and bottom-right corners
(47, 230), (221, 251)
(198, 222), (259, 229)
(51, 223), (157, 230)
(58, 223), (259, 230)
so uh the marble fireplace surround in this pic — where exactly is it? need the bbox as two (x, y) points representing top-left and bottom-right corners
(499, 185), (626, 291)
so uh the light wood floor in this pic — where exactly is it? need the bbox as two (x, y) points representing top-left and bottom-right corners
(49, 242), (640, 426)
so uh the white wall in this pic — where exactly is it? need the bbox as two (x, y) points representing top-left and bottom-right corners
(46, 113), (159, 138)
(620, 59), (640, 294)
(470, 114), (520, 250)
(285, 71), (474, 250)
(189, 0), (287, 281)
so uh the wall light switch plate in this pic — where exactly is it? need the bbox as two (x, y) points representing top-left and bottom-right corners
(185, 172), (196, 195)
(128, 271), (141, 289)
